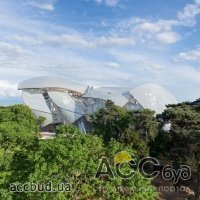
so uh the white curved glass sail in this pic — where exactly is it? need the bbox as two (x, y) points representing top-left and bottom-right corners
(18, 77), (178, 129)
(129, 83), (177, 114)
(18, 76), (89, 94)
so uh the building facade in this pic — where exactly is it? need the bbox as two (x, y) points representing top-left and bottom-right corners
(18, 76), (177, 132)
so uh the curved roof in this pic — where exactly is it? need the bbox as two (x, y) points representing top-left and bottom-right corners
(19, 76), (178, 118)
(83, 87), (129, 107)
(129, 83), (177, 114)
(18, 76), (89, 94)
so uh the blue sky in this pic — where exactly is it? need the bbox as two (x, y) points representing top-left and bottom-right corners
(0, 0), (200, 104)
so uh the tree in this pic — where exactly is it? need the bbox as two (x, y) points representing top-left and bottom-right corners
(0, 120), (157, 200)
(90, 100), (158, 157)
(0, 105), (40, 200)
(90, 100), (136, 143)
(0, 104), (158, 199)
(21, 126), (157, 200)
(56, 124), (82, 136)
(37, 116), (46, 128)
(156, 101), (200, 199)
(134, 109), (158, 143)
(0, 105), (40, 141)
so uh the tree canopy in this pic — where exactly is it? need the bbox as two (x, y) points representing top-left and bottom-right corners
(153, 100), (200, 199)
(90, 100), (158, 157)
(1, 98), (200, 199)
(0, 105), (157, 200)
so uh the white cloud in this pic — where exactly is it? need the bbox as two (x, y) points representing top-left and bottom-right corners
(109, 50), (146, 63)
(5, 35), (41, 45)
(149, 63), (164, 70)
(108, 50), (165, 71)
(43, 34), (135, 48)
(118, 18), (178, 45)
(5, 34), (89, 47)
(106, 61), (120, 68)
(0, 0), (200, 102)
(44, 34), (92, 47)
(156, 31), (181, 44)
(159, 65), (200, 101)
(0, 42), (27, 55)
(177, 48), (200, 62)
(117, 0), (200, 45)
(94, 0), (119, 7)
(131, 20), (180, 44)
(26, 0), (56, 11)
(177, 0), (200, 26)
(135, 22), (161, 33)
(7, 33), (135, 48)
(0, 80), (20, 98)
(156, 20), (179, 31)
(4, 0), (200, 50)
(97, 36), (135, 46)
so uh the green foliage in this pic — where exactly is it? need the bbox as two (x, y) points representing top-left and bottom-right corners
(0, 105), (41, 200)
(90, 100), (136, 142)
(149, 130), (172, 158)
(0, 103), (159, 199)
(0, 105), (40, 140)
(37, 116), (46, 127)
(4, 98), (200, 198)
(0, 120), (157, 199)
(134, 109), (158, 143)
(90, 100), (157, 157)
(123, 128), (149, 157)
(56, 124), (82, 135)
(155, 101), (200, 198)
(159, 103), (200, 159)
(24, 129), (156, 199)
